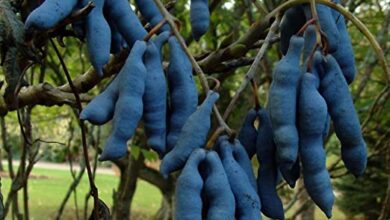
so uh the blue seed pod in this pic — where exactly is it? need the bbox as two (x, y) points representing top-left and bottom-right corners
(99, 41), (147, 161)
(279, 159), (301, 188)
(268, 36), (304, 172)
(134, 0), (170, 32)
(83, 0), (111, 76)
(25, 0), (78, 30)
(301, 4), (340, 53)
(166, 36), (198, 151)
(190, 0), (210, 41)
(80, 76), (119, 125)
(216, 136), (262, 220)
(256, 108), (285, 220)
(160, 91), (219, 176)
(302, 25), (318, 69)
(238, 108), (258, 159)
(152, 31), (171, 58)
(142, 42), (167, 157)
(298, 72), (334, 218)
(175, 149), (206, 220)
(203, 151), (235, 220)
(108, 18), (124, 54)
(319, 55), (367, 176)
(232, 140), (257, 192)
(330, 0), (356, 84)
(279, 7), (306, 55)
(105, 0), (148, 48)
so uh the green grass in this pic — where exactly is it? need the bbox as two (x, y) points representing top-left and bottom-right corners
(0, 167), (162, 220)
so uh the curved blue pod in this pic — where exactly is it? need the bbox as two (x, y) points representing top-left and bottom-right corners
(302, 25), (317, 69)
(25, 0), (78, 30)
(203, 151), (235, 220)
(160, 91), (219, 176)
(256, 108), (284, 220)
(301, 4), (339, 53)
(279, 159), (300, 188)
(108, 19), (124, 54)
(105, 0), (147, 48)
(83, 0), (111, 76)
(298, 72), (334, 218)
(153, 31), (171, 58)
(142, 42), (167, 157)
(134, 0), (170, 32)
(175, 149), (206, 220)
(166, 36), (198, 151)
(330, 0), (356, 84)
(190, 0), (210, 40)
(232, 140), (257, 192)
(319, 55), (367, 176)
(80, 76), (119, 125)
(237, 108), (258, 159)
(268, 36), (304, 172)
(99, 41), (147, 161)
(279, 7), (306, 55)
(216, 136), (262, 220)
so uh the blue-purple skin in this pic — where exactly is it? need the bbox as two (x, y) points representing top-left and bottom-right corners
(190, 0), (210, 41)
(134, 0), (170, 32)
(83, 0), (111, 77)
(330, 0), (356, 84)
(216, 136), (262, 220)
(302, 25), (317, 70)
(80, 76), (119, 125)
(160, 91), (219, 176)
(153, 31), (171, 59)
(256, 108), (284, 220)
(237, 108), (258, 159)
(166, 36), (198, 151)
(302, 4), (339, 53)
(319, 55), (367, 176)
(99, 41), (147, 161)
(104, 0), (147, 48)
(268, 36), (304, 172)
(232, 140), (257, 192)
(203, 151), (235, 220)
(25, 0), (78, 30)
(108, 19), (124, 54)
(175, 149), (206, 220)
(280, 159), (301, 188)
(298, 73), (334, 218)
(280, 7), (306, 55)
(142, 42), (167, 157)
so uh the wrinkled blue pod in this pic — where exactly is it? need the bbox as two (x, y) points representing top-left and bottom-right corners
(238, 108), (258, 159)
(134, 0), (170, 32)
(108, 19), (124, 54)
(80, 76), (119, 125)
(301, 4), (339, 53)
(203, 151), (235, 220)
(153, 31), (171, 58)
(25, 0), (78, 30)
(319, 54), (367, 176)
(298, 72), (334, 218)
(256, 108), (284, 220)
(232, 140), (257, 192)
(160, 91), (219, 176)
(105, 0), (147, 48)
(279, 7), (306, 55)
(175, 149), (206, 220)
(142, 42), (167, 157)
(216, 136), (262, 220)
(190, 0), (210, 40)
(268, 36), (304, 171)
(83, 0), (111, 76)
(99, 41), (147, 161)
(166, 36), (198, 151)
(302, 25), (317, 69)
(330, 0), (356, 84)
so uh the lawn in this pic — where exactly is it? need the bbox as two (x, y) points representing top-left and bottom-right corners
(0, 166), (162, 220)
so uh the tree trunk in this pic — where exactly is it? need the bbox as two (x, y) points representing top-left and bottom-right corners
(111, 154), (144, 220)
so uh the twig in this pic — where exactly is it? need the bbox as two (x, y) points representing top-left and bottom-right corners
(223, 18), (280, 120)
(49, 39), (100, 220)
(153, 0), (233, 136)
